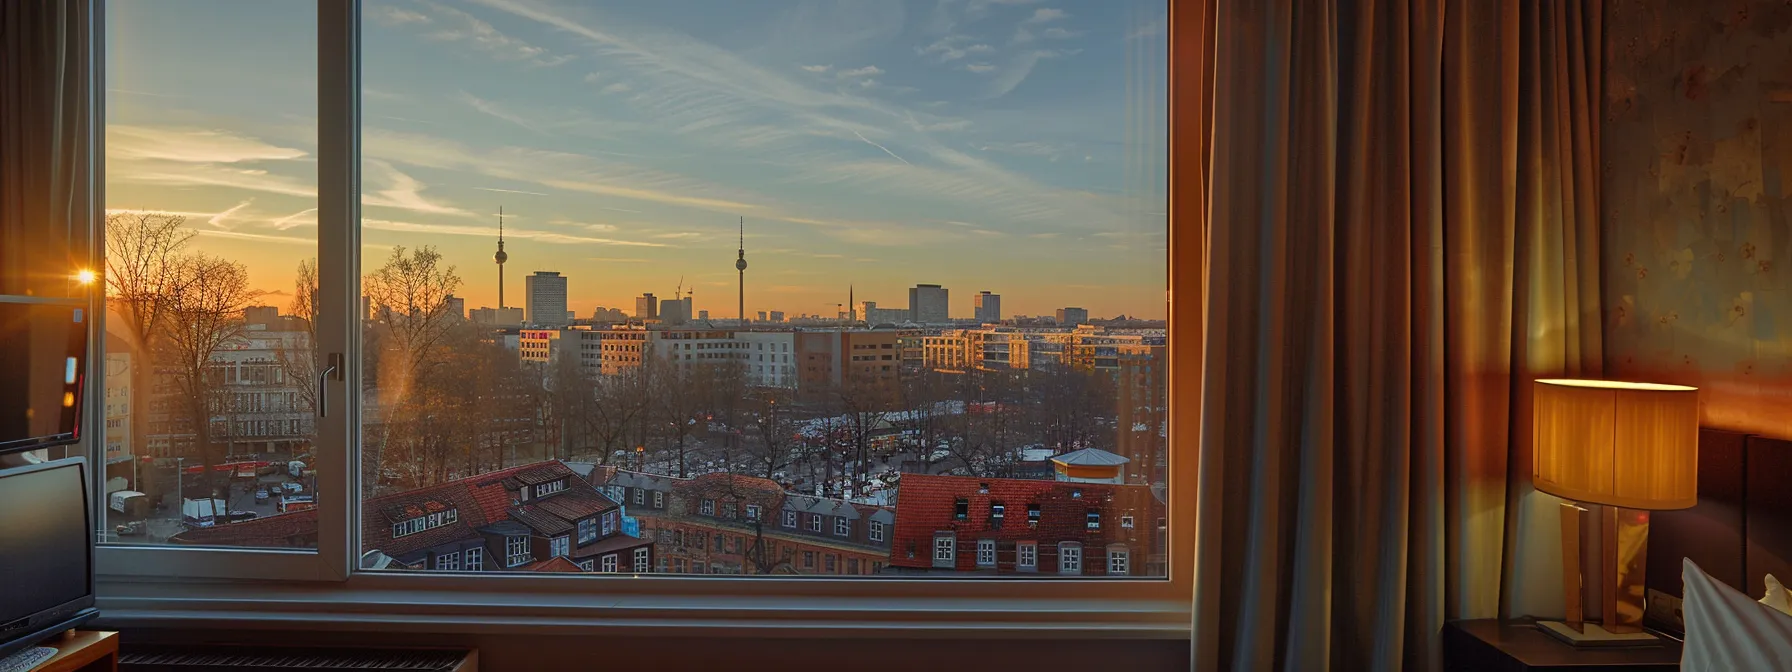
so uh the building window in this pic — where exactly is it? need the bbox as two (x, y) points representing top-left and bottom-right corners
(534, 479), (566, 498)
(634, 547), (650, 573)
(933, 533), (956, 568)
(601, 554), (618, 573)
(807, 515), (821, 533)
(825, 554), (837, 573)
(1017, 542), (1037, 570)
(633, 487), (644, 506)
(701, 499), (715, 516)
(550, 535), (569, 558)
(834, 517), (849, 537)
(1028, 504), (1041, 525)
(506, 536), (531, 568)
(976, 539), (996, 567)
(577, 517), (597, 545)
(954, 498), (968, 519)
(745, 504), (760, 521)
(1059, 543), (1082, 574)
(1121, 515), (1134, 529)
(653, 491), (664, 508)
(463, 547), (483, 572)
(1086, 510), (1101, 530)
(848, 558), (860, 574)
(869, 520), (885, 542)
(803, 551), (815, 569)
(435, 552), (460, 571)
(579, 559), (595, 572)
(1107, 546), (1130, 576)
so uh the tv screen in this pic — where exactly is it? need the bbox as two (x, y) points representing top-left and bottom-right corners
(0, 299), (88, 455)
(0, 458), (95, 659)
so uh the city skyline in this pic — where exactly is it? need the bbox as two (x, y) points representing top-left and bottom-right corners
(103, 0), (1169, 319)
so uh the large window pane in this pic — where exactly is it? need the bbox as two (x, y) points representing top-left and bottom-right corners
(102, 0), (319, 549)
(356, 0), (1167, 577)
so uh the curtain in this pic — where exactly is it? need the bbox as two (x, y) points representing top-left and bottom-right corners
(1190, 1), (1604, 670)
(0, 0), (98, 300)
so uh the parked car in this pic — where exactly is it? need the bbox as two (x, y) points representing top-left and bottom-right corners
(113, 520), (146, 536)
(226, 510), (259, 523)
(254, 488), (270, 503)
(282, 482), (303, 495)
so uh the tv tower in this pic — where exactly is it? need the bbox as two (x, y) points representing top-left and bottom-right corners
(494, 206), (508, 308)
(735, 216), (748, 323)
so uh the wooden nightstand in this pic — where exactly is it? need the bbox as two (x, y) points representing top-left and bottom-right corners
(32, 631), (117, 672)
(1443, 620), (1681, 672)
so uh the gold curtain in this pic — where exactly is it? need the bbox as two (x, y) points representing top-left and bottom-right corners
(1189, 1), (1604, 669)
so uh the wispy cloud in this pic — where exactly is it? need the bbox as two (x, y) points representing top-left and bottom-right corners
(799, 64), (831, 73)
(470, 185), (550, 196)
(362, 159), (474, 217)
(364, 217), (669, 246)
(851, 130), (913, 166)
(965, 63), (996, 73)
(917, 35), (995, 63)
(599, 82), (633, 95)
(193, 229), (316, 246)
(207, 199), (255, 230)
(271, 207), (319, 230)
(108, 125), (308, 163)
(837, 65), (883, 79)
(587, 257), (650, 263)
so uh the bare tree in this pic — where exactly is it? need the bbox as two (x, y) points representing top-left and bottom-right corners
(833, 372), (895, 497)
(104, 212), (195, 460)
(158, 255), (257, 498)
(274, 258), (322, 417)
(896, 370), (956, 474)
(1030, 365), (1113, 454)
(739, 386), (795, 481)
(580, 367), (647, 465)
(362, 246), (462, 489)
(649, 356), (707, 479)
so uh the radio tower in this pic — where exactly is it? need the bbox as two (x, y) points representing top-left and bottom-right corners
(494, 206), (508, 309)
(735, 216), (748, 323)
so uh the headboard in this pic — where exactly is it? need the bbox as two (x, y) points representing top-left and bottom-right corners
(1644, 428), (1791, 634)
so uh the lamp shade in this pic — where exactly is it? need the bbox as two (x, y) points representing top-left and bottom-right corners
(1532, 379), (1699, 510)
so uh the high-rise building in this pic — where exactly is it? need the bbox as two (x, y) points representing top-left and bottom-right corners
(243, 305), (279, 326)
(444, 295), (466, 320)
(659, 297), (692, 325)
(1056, 307), (1089, 326)
(756, 311), (767, 323)
(524, 271), (569, 327)
(973, 291), (1001, 323)
(470, 306), (523, 327)
(591, 306), (627, 322)
(769, 311), (785, 323)
(908, 284), (949, 324)
(636, 293), (658, 320)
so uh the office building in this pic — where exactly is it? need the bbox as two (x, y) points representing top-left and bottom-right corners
(855, 301), (909, 325)
(908, 284), (949, 324)
(769, 311), (785, 323)
(974, 291), (1001, 324)
(444, 295), (466, 320)
(660, 297), (692, 326)
(525, 271), (569, 327)
(470, 306), (524, 327)
(1056, 307), (1089, 326)
(636, 293), (658, 321)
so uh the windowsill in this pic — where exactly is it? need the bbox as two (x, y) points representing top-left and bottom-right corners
(94, 575), (1191, 639)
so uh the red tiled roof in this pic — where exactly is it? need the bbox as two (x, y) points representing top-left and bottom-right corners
(889, 473), (1163, 572)
(168, 509), (319, 548)
(522, 556), (584, 573)
(568, 532), (652, 559)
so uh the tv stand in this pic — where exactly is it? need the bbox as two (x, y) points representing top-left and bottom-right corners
(21, 631), (115, 672)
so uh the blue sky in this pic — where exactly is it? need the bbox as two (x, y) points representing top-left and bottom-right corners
(105, 0), (1168, 319)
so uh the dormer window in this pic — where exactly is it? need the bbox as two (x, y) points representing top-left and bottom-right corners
(1027, 504), (1041, 525)
(390, 507), (459, 539)
(954, 498), (968, 520)
(746, 504), (761, 521)
(701, 499), (715, 516)
(532, 479), (566, 500)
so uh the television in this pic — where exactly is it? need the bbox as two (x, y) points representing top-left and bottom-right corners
(0, 457), (97, 660)
(0, 298), (89, 455)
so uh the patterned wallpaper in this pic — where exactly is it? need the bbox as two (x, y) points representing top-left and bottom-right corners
(1603, 0), (1792, 439)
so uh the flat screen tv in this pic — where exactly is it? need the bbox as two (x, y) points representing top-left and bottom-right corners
(0, 457), (97, 660)
(0, 298), (88, 455)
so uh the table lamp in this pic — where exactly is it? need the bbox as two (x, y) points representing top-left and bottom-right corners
(1532, 378), (1699, 647)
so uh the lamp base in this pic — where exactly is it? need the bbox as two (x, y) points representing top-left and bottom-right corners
(1536, 620), (1662, 648)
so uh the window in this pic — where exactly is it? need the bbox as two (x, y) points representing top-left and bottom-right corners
(634, 547), (650, 573)
(825, 555), (837, 573)
(1121, 516), (1134, 529)
(701, 499), (715, 516)
(1107, 546), (1130, 576)
(783, 510), (797, 528)
(534, 479), (566, 498)
(464, 547), (484, 572)
(550, 535), (569, 558)
(633, 488), (645, 506)
(834, 517), (850, 536)
(601, 554), (618, 573)
(1017, 542), (1038, 571)
(869, 520), (885, 543)
(602, 512), (616, 536)
(803, 551), (815, 569)
(577, 518), (598, 545)
(976, 539), (996, 567)
(1086, 510), (1101, 530)
(1059, 543), (1083, 574)
(653, 491), (665, 509)
(745, 504), (760, 521)
(579, 559), (596, 572)
(506, 536), (531, 568)
(1028, 504), (1042, 525)
(435, 552), (459, 571)
(933, 533), (956, 569)
(807, 515), (822, 533)
(954, 498), (968, 520)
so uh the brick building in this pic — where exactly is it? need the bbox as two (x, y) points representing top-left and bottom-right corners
(588, 467), (894, 576)
(889, 473), (1165, 576)
(172, 460), (653, 574)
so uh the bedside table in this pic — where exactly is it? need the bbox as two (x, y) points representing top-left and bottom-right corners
(1443, 620), (1681, 672)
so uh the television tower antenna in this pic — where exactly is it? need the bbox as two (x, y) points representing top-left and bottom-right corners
(494, 206), (508, 309)
(735, 216), (748, 323)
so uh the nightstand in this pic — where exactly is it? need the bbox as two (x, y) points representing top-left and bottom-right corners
(1443, 620), (1681, 672)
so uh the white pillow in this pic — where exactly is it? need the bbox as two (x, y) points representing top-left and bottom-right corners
(1765, 574), (1792, 617)
(1682, 559), (1792, 672)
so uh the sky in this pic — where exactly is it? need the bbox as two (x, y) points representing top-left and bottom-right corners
(105, 0), (1168, 321)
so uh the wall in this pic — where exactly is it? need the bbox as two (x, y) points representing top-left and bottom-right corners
(1602, 0), (1792, 438)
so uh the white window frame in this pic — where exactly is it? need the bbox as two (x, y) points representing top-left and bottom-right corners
(435, 552), (459, 571)
(1059, 543), (1083, 575)
(782, 510), (797, 528)
(1107, 546), (1130, 576)
(577, 518), (597, 545)
(869, 520), (885, 542)
(506, 536), (532, 568)
(1017, 542), (1038, 571)
(634, 547), (650, 573)
(633, 488), (644, 506)
(834, 517), (849, 537)
(601, 554), (618, 573)
(701, 499), (715, 516)
(550, 535), (570, 558)
(463, 547), (483, 572)
(807, 515), (822, 533)
(976, 539), (996, 568)
(653, 491), (664, 508)
(745, 504), (760, 521)
(86, 0), (1195, 640)
(932, 533), (956, 568)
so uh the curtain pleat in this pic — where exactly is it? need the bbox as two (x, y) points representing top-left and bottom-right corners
(0, 0), (95, 299)
(1193, 1), (1605, 669)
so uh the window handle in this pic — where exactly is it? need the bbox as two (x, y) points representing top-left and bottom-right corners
(317, 352), (344, 417)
